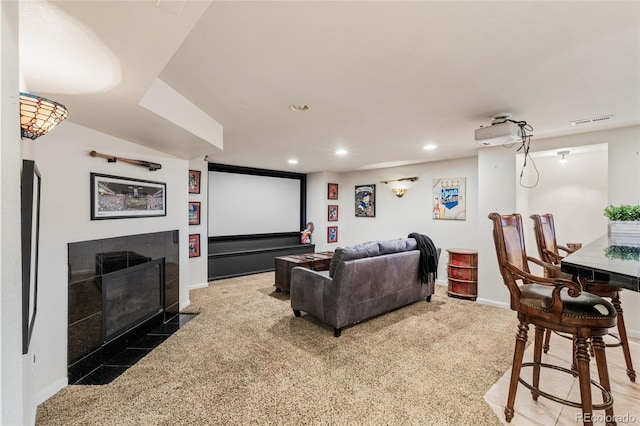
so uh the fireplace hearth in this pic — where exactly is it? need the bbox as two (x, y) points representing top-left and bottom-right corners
(74, 312), (196, 385)
(68, 231), (180, 384)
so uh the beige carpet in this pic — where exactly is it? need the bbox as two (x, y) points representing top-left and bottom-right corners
(37, 272), (519, 425)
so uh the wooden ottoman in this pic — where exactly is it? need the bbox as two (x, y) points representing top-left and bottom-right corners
(274, 251), (333, 292)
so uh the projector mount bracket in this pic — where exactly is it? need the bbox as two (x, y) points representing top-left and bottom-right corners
(490, 113), (512, 124)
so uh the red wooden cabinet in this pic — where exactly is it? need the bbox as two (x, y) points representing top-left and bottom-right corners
(446, 248), (478, 301)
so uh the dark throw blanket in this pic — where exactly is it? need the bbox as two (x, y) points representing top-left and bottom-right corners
(408, 232), (438, 284)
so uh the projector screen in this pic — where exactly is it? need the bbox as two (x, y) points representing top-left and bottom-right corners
(208, 170), (302, 237)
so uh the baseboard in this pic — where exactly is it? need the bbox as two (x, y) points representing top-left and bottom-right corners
(476, 298), (510, 310)
(179, 300), (191, 311)
(35, 376), (68, 405)
(436, 280), (510, 310)
(189, 282), (209, 290)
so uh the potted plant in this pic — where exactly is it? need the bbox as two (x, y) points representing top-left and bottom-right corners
(604, 204), (640, 245)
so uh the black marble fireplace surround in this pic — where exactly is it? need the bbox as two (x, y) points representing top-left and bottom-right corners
(68, 230), (180, 384)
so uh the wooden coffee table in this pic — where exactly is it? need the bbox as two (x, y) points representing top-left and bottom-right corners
(274, 251), (334, 292)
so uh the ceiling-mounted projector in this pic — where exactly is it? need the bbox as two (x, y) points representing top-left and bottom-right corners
(475, 114), (522, 146)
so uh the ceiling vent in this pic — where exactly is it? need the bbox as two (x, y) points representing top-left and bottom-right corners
(570, 115), (613, 126)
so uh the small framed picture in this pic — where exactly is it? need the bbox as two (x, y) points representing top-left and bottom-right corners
(188, 201), (201, 225)
(328, 205), (338, 221)
(189, 170), (201, 194)
(355, 184), (376, 217)
(327, 226), (338, 243)
(328, 183), (339, 200)
(188, 234), (201, 258)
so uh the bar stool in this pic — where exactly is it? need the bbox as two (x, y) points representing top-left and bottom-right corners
(531, 213), (636, 382)
(489, 213), (617, 426)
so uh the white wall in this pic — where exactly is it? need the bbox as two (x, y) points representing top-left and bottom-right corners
(607, 126), (640, 337)
(23, 121), (190, 408)
(526, 127), (640, 336)
(479, 125), (640, 336)
(309, 125), (640, 338)
(8, 91), (639, 423)
(608, 127), (640, 205)
(188, 158), (208, 290)
(308, 157), (479, 282)
(478, 146), (518, 307)
(517, 145), (609, 275)
(306, 172), (342, 253)
(1, 2), (26, 425)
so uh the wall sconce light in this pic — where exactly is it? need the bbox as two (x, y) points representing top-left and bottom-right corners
(558, 150), (569, 165)
(20, 92), (69, 140)
(381, 176), (419, 197)
(392, 188), (407, 197)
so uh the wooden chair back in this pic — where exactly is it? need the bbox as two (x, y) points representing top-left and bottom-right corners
(530, 213), (560, 265)
(488, 212), (532, 310)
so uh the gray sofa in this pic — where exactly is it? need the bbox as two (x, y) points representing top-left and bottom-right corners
(290, 238), (440, 337)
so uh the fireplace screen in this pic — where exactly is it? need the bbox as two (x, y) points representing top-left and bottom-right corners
(102, 258), (164, 343)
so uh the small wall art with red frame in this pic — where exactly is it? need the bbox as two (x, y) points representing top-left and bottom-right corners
(188, 201), (201, 225)
(327, 226), (338, 243)
(328, 205), (338, 221)
(328, 183), (338, 200)
(189, 170), (201, 194)
(188, 234), (201, 257)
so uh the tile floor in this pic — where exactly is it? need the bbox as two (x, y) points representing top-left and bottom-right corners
(74, 313), (197, 385)
(484, 333), (640, 425)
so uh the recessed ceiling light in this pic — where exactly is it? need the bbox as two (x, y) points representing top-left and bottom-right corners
(288, 159), (298, 165)
(335, 149), (348, 156)
(289, 104), (309, 112)
(423, 144), (437, 150)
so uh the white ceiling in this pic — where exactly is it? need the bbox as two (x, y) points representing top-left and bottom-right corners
(19, 1), (640, 174)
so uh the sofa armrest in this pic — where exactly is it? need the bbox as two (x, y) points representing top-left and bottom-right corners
(290, 267), (332, 322)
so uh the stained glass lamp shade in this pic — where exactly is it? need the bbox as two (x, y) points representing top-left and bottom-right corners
(20, 92), (69, 140)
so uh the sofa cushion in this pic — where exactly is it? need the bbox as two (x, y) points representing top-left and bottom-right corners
(405, 238), (417, 250)
(378, 239), (408, 255)
(329, 247), (346, 277)
(328, 242), (380, 277)
(344, 242), (380, 260)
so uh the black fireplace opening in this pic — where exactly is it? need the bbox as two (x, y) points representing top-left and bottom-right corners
(102, 258), (164, 344)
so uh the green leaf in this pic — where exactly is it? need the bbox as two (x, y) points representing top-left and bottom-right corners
(603, 204), (640, 221)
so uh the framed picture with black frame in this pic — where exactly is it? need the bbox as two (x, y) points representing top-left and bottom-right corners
(90, 173), (166, 219)
(355, 184), (376, 217)
(21, 160), (41, 354)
